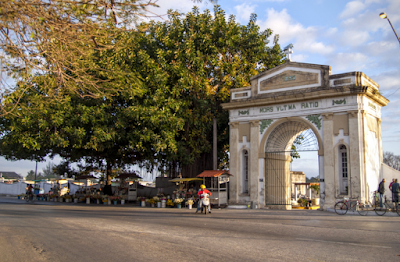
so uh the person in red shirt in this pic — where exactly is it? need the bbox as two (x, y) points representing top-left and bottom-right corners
(196, 185), (211, 213)
(26, 184), (33, 195)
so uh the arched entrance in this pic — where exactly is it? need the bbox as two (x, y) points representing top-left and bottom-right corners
(263, 120), (320, 210)
(221, 61), (389, 209)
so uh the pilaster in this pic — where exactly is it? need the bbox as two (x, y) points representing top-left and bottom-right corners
(348, 110), (363, 201)
(229, 122), (239, 204)
(249, 120), (259, 204)
(322, 113), (335, 207)
(377, 118), (383, 174)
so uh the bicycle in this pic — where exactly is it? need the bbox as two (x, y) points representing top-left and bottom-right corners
(24, 193), (34, 203)
(373, 195), (400, 216)
(334, 196), (368, 216)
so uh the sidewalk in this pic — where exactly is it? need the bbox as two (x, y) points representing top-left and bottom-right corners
(1, 196), (399, 216)
(326, 207), (400, 216)
(0, 196), (139, 207)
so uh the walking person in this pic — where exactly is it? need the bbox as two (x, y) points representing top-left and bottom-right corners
(378, 179), (386, 207)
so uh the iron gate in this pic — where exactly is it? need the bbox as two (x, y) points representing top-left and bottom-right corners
(265, 151), (292, 206)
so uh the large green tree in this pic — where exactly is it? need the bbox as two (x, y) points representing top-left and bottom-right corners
(0, 0), (158, 116)
(0, 6), (284, 180)
(131, 6), (284, 177)
(0, 28), (186, 183)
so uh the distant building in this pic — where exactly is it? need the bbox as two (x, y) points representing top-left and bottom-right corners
(0, 172), (23, 180)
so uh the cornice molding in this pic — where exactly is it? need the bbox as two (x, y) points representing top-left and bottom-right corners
(221, 86), (389, 111)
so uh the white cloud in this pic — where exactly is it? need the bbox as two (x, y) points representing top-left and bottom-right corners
(340, 30), (370, 46)
(328, 52), (369, 73)
(144, 0), (208, 21)
(291, 54), (308, 62)
(259, 8), (335, 56)
(339, 1), (366, 19)
(234, 3), (256, 24)
(326, 27), (339, 36)
(373, 70), (400, 95)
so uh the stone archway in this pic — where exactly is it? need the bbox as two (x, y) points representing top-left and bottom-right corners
(262, 118), (322, 210)
(259, 117), (324, 158)
(221, 61), (389, 209)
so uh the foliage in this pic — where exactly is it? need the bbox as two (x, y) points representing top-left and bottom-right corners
(133, 6), (284, 176)
(166, 199), (174, 206)
(153, 196), (160, 202)
(0, 5), (284, 180)
(52, 161), (80, 178)
(297, 198), (307, 207)
(0, 0), (159, 116)
(309, 184), (320, 195)
(383, 151), (400, 170)
(109, 196), (121, 201)
(291, 135), (304, 161)
(0, 30), (186, 182)
(174, 198), (183, 204)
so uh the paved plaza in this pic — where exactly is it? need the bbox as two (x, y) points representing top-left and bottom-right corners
(0, 196), (399, 262)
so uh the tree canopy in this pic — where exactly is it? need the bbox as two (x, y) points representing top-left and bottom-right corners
(133, 6), (284, 176)
(0, 5), (285, 180)
(0, 0), (158, 116)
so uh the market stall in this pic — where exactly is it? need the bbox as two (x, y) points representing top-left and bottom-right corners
(169, 177), (203, 196)
(75, 175), (98, 195)
(49, 179), (70, 196)
(196, 170), (231, 207)
(116, 172), (141, 202)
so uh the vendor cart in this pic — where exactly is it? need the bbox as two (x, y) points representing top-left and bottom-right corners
(197, 170), (231, 208)
(49, 179), (70, 196)
(116, 172), (141, 202)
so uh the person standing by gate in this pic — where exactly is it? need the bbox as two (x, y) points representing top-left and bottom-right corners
(391, 179), (399, 207)
(378, 179), (386, 207)
(389, 179), (395, 202)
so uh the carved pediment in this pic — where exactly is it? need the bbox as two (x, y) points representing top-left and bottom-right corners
(260, 70), (319, 92)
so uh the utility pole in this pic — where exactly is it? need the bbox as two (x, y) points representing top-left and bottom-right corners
(213, 117), (217, 170)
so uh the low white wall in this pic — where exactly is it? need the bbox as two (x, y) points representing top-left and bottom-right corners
(381, 163), (400, 200)
(0, 181), (64, 195)
(0, 182), (27, 195)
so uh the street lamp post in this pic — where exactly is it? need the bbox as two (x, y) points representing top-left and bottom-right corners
(379, 12), (400, 46)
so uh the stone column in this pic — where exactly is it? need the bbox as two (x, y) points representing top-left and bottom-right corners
(322, 113), (335, 208)
(377, 118), (383, 171)
(229, 122), (239, 204)
(348, 110), (363, 201)
(249, 120), (260, 206)
(318, 155), (325, 208)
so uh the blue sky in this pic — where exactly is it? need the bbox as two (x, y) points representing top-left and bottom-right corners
(1, 0), (399, 179)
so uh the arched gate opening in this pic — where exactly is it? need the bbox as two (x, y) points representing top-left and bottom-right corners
(264, 121), (320, 209)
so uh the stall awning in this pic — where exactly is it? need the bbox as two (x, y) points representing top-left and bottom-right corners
(196, 170), (232, 178)
(169, 177), (203, 182)
(75, 175), (98, 180)
(116, 172), (142, 180)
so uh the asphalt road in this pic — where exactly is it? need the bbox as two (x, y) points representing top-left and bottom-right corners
(0, 197), (399, 262)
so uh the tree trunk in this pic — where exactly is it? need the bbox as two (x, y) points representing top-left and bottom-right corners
(106, 160), (112, 185)
(102, 160), (113, 196)
(181, 151), (213, 178)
